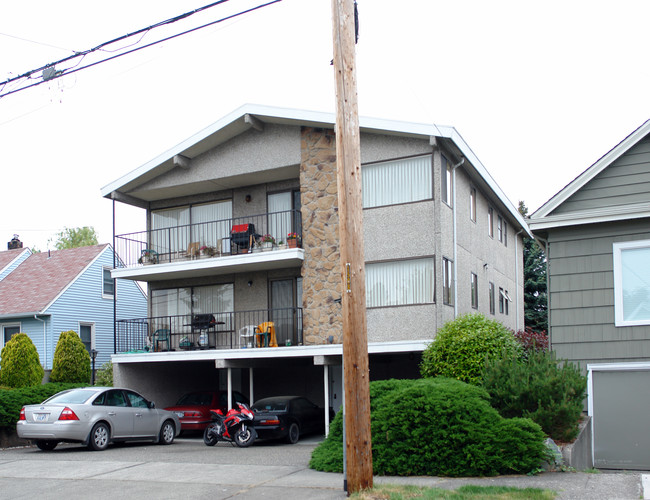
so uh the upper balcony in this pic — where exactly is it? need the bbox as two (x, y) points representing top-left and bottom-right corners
(112, 209), (303, 282)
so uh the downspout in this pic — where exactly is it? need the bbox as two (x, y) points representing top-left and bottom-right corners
(113, 199), (117, 354)
(451, 157), (465, 317)
(33, 315), (46, 370)
(515, 230), (523, 332)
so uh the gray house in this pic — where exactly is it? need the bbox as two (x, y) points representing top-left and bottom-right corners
(529, 119), (650, 368)
(101, 105), (530, 417)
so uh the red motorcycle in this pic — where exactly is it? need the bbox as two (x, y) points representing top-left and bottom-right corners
(203, 402), (256, 447)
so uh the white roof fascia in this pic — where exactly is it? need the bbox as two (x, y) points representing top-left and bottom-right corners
(111, 339), (430, 364)
(532, 119), (650, 220)
(0, 248), (32, 280)
(529, 202), (650, 231)
(101, 104), (530, 237)
(40, 245), (111, 314)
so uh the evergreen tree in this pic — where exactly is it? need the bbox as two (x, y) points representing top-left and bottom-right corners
(519, 201), (548, 332)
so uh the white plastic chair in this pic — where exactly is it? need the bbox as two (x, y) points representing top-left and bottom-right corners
(239, 325), (257, 348)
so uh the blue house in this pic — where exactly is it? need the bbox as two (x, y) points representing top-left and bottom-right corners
(0, 241), (147, 370)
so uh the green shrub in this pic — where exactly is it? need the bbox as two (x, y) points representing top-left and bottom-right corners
(0, 382), (85, 429)
(310, 378), (546, 477)
(49, 331), (91, 384)
(0, 333), (44, 388)
(481, 350), (587, 442)
(94, 361), (113, 386)
(420, 314), (522, 384)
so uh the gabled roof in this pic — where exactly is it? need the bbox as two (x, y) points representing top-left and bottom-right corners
(101, 104), (531, 237)
(0, 247), (31, 280)
(0, 244), (110, 318)
(530, 119), (650, 230)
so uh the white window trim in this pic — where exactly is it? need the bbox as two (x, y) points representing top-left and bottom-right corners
(102, 266), (114, 300)
(2, 323), (21, 346)
(613, 239), (650, 327)
(78, 322), (96, 351)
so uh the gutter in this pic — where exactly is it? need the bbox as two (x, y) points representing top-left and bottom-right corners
(451, 157), (465, 317)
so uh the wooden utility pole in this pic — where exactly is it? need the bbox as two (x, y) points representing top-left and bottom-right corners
(331, 0), (373, 493)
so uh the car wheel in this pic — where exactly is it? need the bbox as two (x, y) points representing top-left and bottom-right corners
(159, 420), (175, 445)
(88, 422), (110, 451)
(36, 440), (58, 451)
(286, 422), (300, 444)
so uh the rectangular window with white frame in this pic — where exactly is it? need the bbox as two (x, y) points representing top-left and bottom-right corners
(79, 323), (94, 354)
(2, 324), (20, 346)
(469, 188), (477, 222)
(366, 258), (435, 308)
(471, 272), (478, 309)
(499, 287), (504, 313)
(443, 257), (454, 305)
(613, 240), (650, 326)
(488, 207), (494, 238)
(362, 155), (432, 209)
(497, 215), (503, 243)
(489, 282), (495, 315)
(102, 267), (114, 299)
(441, 155), (453, 207)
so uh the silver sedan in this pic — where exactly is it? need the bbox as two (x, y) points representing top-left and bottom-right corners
(17, 387), (180, 451)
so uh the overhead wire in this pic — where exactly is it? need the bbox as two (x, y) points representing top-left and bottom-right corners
(0, 0), (282, 99)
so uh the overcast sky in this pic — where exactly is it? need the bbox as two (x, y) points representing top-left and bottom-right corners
(1, 0), (649, 251)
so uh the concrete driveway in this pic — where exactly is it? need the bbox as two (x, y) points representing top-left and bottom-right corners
(0, 436), (647, 499)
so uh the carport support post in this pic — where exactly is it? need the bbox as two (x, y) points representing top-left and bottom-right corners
(227, 368), (232, 409)
(331, 0), (373, 493)
(324, 364), (330, 436)
(249, 367), (254, 405)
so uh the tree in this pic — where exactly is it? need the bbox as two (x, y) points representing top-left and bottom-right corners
(50, 331), (91, 384)
(518, 201), (548, 332)
(52, 226), (98, 250)
(0, 332), (44, 387)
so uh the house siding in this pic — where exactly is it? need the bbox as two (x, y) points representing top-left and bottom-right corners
(552, 137), (650, 214)
(548, 219), (650, 368)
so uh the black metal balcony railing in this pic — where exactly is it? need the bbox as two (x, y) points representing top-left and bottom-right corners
(114, 210), (302, 268)
(116, 308), (303, 353)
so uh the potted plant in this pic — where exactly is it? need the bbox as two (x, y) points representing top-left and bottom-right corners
(200, 245), (218, 257)
(260, 234), (276, 250)
(286, 232), (300, 248)
(138, 249), (158, 265)
(276, 240), (286, 249)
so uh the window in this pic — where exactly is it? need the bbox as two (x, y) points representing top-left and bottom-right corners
(499, 288), (511, 315)
(79, 323), (93, 353)
(102, 267), (114, 298)
(497, 215), (503, 243)
(503, 220), (508, 247)
(366, 258), (435, 307)
(471, 273), (478, 309)
(441, 155), (453, 206)
(469, 188), (477, 222)
(613, 240), (650, 326)
(2, 325), (20, 346)
(488, 207), (494, 238)
(442, 257), (454, 305)
(489, 282), (495, 315)
(499, 287), (504, 313)
(362, 155), (432, 208)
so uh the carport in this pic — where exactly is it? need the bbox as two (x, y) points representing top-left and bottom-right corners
(111, 340), (425, 434)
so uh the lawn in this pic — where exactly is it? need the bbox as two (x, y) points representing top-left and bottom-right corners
(350, 484), (555, 499)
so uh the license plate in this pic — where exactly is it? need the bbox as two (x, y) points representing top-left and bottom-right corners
(175, 412), (184, 418)
(34, 413), (48, 422)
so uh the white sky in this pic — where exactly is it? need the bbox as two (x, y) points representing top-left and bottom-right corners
(1, 0), (649, 251)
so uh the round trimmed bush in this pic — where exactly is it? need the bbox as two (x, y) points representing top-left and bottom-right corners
(310, 378), (547, 477)
(49, 331), (91, 384)
(0, 333), (44, 388)
(420, 313), (522, 384)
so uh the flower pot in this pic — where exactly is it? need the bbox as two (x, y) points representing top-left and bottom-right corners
(287, 239), (297, 248)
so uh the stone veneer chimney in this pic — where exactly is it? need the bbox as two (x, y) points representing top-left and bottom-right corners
(299, 127), (343, 345)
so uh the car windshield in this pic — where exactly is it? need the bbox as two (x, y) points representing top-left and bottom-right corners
(253, 400), (287, 411)
(176, 392), (213, 406)
(44, 389), (98, 405)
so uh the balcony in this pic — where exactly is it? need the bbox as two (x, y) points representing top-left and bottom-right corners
(112, 210), (303, 281)
(116, 308), (303, 353)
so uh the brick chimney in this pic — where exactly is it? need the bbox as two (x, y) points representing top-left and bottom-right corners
(7, 234), (23, 250)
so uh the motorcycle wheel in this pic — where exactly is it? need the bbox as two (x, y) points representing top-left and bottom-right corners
(234, 423), (255, 448)
(203, 424), (218, 446)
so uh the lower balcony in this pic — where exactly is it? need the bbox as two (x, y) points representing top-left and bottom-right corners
(116, 308), (303, 353)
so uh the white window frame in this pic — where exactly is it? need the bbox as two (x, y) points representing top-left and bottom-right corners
(469, 188), (477, 222)
(443, 257), (454, 305)
(102, 266), (114, 299)
(471, 272), (478, 309)
(613, 239), (650, 326)
(441, 156), (453, 207)
(2, 323), (21, 346)
(488, 207), (494, 238)
(489, 282), (495, 315)
(78, 322), (95, 353)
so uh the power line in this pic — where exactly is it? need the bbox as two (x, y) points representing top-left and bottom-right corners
(0, 0), (282, 99)
(0, 32), (76, 54)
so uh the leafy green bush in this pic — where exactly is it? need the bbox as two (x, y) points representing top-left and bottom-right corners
(94, 361), (113, 386)
(0, 333), (44, 388)
(310, 378), (546, 477)
(481, 350), (587, 442)
(420, 314), (522, 384)
(49, 331), (91, 384)
(0, 383), (85, 429)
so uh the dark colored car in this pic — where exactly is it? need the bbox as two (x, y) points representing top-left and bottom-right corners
(164, 391), (249, 433)
(252, 395), (330, 444)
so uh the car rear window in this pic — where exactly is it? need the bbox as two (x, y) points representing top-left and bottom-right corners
(253, 400), (287, 411)
(45, 389), (97, 405)
(177, 392), (213, 405)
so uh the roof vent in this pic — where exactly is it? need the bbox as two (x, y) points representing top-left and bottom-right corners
(7, 234), (23, 250)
